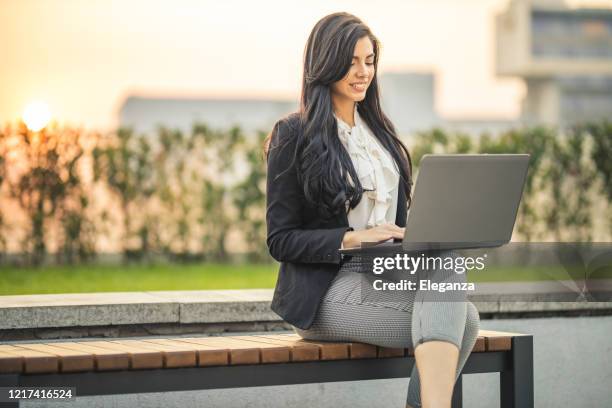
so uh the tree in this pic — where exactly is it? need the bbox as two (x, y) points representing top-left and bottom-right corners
(4, 121), (88, 265)
(232, 131), (269, 261)
(93, 127), (155, 261)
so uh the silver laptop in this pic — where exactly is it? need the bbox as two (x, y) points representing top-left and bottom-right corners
(338, 153), (530, 255)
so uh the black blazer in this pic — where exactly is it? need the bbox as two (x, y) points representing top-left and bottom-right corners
(266, 112), (408, 330)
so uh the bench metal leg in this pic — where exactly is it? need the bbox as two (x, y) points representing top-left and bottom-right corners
(500, 336), (534, 408)
(451, 374), (462, 408)
(0, 375), (19, 408)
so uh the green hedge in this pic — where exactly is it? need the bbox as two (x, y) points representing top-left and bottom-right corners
(0, 119), (610, 266)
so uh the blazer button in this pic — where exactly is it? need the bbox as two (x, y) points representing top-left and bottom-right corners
(326, 254), (332, 260)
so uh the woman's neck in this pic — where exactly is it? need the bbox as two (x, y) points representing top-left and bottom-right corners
(332, 97), (356, 127)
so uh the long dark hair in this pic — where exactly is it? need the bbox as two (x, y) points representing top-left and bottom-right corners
(265, 12), (412, 219)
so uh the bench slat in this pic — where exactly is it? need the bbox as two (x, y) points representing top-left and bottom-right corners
(246, 335), (321, 361)
(301, 340), (350, 360)
(478, 330), (514, 351)
(142, 338), (230, 367)
(349, 342), (379, 359)
(0, 345), (59, 374)
(112, 340), (196, 368)
(473, 336), (486, 352)
(50, 342), (130, 371)
(13, 343), (94, 372)
(0, 350), (23, 373)
(257, 333), (379, 359)
(78, 341), (164, 370)
(163, 338), (229, 366)
(377, 346), (406, 358)
(92, 340), (196, 369)
(188, 337), (290, 364)
(265, 333), (406, 359)
(175, 337), (260, 365)
(227, 335), (319, 361)
(257, 335), (350, 361)
(1, 329), (521, 374)
(268, 333), (388, 359)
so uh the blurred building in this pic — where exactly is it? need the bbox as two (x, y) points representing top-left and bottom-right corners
(378, 72), (517, 135)
(378, 72), (439, 132)
(118, 97), (298, 136)
(496, 0), (612, 126)
(119, 0), (612, 137)
(118, 71), (516, 138)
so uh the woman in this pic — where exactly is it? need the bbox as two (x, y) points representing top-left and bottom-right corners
(264, 12), (480, 408)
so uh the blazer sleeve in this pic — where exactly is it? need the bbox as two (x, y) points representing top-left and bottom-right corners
(266, 118), (352, 264)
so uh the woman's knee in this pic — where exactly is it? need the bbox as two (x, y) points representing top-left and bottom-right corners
(464, 301), (481, 341)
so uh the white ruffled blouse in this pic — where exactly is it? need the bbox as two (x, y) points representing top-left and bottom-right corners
(336, 106), (400, 232)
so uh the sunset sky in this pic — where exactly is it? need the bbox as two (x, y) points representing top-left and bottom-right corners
(1, 0), (611, 131)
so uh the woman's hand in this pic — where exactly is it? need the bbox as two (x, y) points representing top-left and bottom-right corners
(342, 223), (405, 249)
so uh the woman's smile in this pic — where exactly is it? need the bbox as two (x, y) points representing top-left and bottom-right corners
(350, 82), (368, 92)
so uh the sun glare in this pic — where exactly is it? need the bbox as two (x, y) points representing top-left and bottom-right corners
(22, 101), (52, 132)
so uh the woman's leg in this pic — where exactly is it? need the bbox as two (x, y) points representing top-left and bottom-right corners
(406, 250), (480, 407)
(295, 255), (480, 408)
(412, 341), (459, 408)
(406, 301), (480, 408)
(293, 268), (416, 349)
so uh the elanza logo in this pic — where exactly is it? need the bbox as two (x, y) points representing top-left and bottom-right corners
(371, 253), (488, 275)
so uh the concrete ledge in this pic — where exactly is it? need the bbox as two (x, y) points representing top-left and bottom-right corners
(469, 280), (612, 314)
(0, 283), (611, 333)
(0, 289), (277, 330)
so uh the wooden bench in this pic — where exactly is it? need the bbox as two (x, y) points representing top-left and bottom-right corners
(0, 330), (533, 408)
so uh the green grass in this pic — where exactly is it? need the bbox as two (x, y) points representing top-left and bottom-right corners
(0, 263), (608, 295)
(0, 263), (279, 295)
